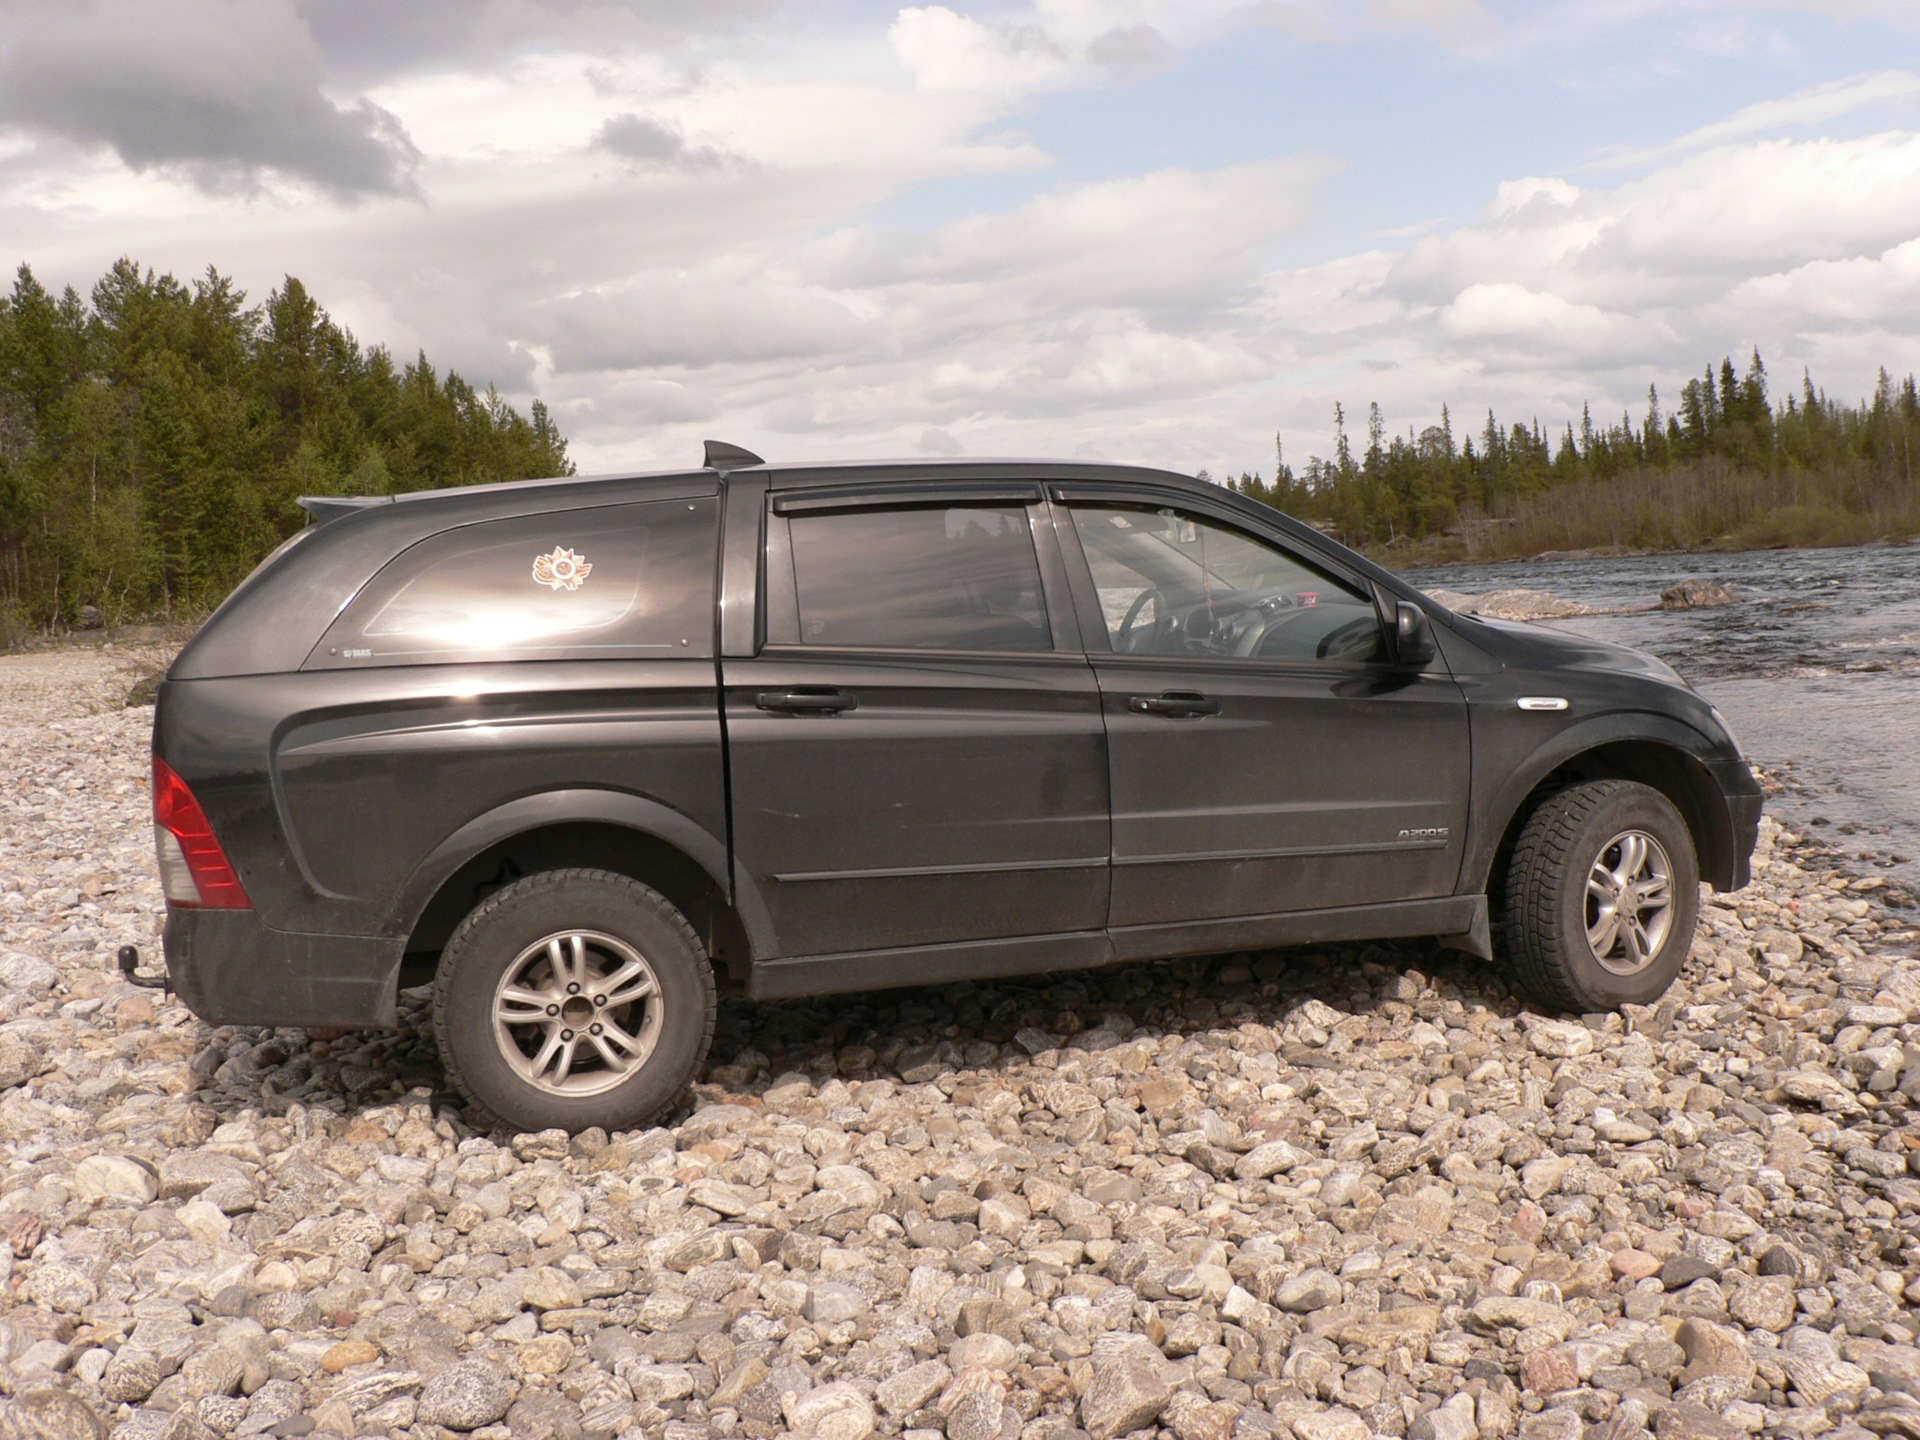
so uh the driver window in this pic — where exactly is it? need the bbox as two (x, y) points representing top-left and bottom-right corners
(1066, 504), (1384, 663)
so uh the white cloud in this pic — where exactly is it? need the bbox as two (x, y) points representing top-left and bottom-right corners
(1437, 283), (1639, 354)
(1387, 133), (1920, 312)
(889, 7), (1070, 95)
(812, 156), (1329, 311)
(1595, 69), (1920, 169)
(536, 280), (875, 372)
(888, 1), (1252, 98)
(1364, 0), (1495, 41)
(1240, 123), (1920, 468)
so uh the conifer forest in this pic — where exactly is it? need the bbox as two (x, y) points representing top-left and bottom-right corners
(0, 261), (572, 640)
(1230, 352), (1920, 562)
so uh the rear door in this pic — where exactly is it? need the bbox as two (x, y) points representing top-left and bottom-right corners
(1052, 489), (1470, 930)
(721, 484), (1110, 960)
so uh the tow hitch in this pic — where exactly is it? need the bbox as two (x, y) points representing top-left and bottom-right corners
(117, 944), (168, 992)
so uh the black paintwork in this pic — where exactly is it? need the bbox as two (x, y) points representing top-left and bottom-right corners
(155, 456), (1763, 1026)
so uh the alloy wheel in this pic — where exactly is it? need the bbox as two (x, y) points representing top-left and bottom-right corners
(490, 929), (663, 1096)
(1584, 829), (1675, 976)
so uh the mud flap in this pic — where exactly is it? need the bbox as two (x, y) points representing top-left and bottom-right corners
(1435, 895), (1493, 961)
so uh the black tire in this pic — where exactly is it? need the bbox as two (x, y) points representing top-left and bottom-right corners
(432, 869), (715, 1133)
(1505, 780), (1701, 1012)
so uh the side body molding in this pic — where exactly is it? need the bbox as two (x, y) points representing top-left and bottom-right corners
(390, 789), (778, 960)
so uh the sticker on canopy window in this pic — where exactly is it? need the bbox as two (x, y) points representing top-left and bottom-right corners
(532, 546), (592, 591)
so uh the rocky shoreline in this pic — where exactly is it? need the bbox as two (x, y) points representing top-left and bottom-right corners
(1419, 579), (1741, 624)
(2, 650), (1919, 1440)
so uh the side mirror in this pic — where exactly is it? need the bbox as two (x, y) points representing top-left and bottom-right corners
(1394, 601), (1435, 668)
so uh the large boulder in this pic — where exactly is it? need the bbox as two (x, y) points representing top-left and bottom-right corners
(1661, 578), (1739, 609)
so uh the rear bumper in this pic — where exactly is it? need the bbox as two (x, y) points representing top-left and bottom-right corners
(162, 909), (404, 1028)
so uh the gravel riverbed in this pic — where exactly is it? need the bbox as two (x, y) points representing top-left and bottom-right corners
(2, 650), (1920, 1440)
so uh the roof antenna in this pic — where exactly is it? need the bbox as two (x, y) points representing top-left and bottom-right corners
(703, 440), (765, 470)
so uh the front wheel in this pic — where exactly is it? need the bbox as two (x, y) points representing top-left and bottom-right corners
(1505, 780), (1701, 1011)
(433, 869), (715, 1133)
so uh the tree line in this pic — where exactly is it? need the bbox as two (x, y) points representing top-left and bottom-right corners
(1226, 352), (1920, 561)
(0, 260), (573, 640)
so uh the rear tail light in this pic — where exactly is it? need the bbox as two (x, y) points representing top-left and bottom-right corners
(152, 757), (251, 908)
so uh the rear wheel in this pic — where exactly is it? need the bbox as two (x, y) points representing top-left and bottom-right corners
(1505, 780), (1700, 1011)
(433, 869), (715, 1133)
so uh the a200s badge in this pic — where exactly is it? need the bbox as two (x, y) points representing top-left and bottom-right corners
(532, 546), (592, 591)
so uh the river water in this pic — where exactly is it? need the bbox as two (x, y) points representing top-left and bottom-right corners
(1400, 543), (1920, 892)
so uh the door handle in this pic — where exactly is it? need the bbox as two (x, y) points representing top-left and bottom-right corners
(1128, 691), (1219, 718)
(756, 688), (856, 715)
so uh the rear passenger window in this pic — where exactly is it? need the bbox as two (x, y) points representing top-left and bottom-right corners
(782, 504), (1050, 651)
(311, 499), (716, 666)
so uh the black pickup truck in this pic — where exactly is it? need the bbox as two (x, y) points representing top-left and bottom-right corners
(149, 443), (1761, 1131)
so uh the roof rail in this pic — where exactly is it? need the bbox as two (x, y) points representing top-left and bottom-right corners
(703, 440), (765, 470)
(297, 494), (394, 525)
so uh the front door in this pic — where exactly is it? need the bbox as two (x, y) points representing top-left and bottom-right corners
(1055, 495), (1470, 930)
(724, 488), (1110, 960)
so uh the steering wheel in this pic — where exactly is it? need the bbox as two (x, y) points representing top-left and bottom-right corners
(1315, 616), (1380, 661)
(1116, 587), (1168, 653)
(1223, 588), (1298, 657)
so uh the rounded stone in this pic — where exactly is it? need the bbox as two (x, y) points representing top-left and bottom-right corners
(1272, 1268), (1343, 1313)
(249, 1292), (323, 1332)
(98, 1350), (171, 1404)
(1519, 1347), (1579, 1395)
(505, 1389), (585, 1440)
(784, 1382), (877, 1440)
(1612, 1248), (1663, 1279)
(1660, 1255), (1721, 1291)
(417, 1359), (515, 1431)
(945, 1390), (1006, 1440)
(26, 1265), (95, 1315)
(1728, 1279), (1796, 1333)
(517, 1334), (576, 1375)
(948, 1333), (1017, 1372)
(521, 1266), (582, 1311)
(1757, 1245), (1804, 1279)
(319, 1340), (379, 1374)
(0, 1386), (109, 1439)
(71, 1156), (158, 1206)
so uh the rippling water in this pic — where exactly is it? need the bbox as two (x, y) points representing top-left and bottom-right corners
(1401, 543), (1920, 891)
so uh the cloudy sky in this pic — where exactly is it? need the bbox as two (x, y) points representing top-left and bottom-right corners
(3, 0), (1919, 478)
